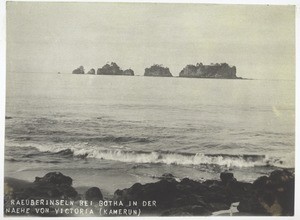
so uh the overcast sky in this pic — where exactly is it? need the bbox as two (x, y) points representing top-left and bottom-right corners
(6, 2), (295, 79)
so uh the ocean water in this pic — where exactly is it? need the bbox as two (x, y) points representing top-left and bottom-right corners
(4, 72), (295, 194)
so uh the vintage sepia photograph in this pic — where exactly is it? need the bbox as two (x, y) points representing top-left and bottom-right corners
(2, 0), (296, 217)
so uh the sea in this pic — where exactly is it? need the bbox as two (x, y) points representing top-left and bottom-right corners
(4, 72), (295, 195)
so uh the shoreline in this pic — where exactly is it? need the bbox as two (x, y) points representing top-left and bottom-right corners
(4, 169), (295, 216)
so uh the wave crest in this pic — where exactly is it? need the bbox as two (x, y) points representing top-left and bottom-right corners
(53, 147), (291, 168)
(6, 141), (293, 168)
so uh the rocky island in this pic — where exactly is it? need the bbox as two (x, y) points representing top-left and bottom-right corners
(72, 62), (244, 79)
(4, 169), (294, 216)
(72, 66), (85, 74)
(72, 63), (134, 76)
(87, 68), (95, 75)
(97, 62), (134, 76)
(179, 63), (241, 79)
(144, 65), (173, 77)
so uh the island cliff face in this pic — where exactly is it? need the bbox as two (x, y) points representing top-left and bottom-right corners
(123, 69), (134, 76)
(72, 66), (85, 74)
(87, 68), (95, 75)
(97, 62), (134, 76)
(144, 65), (173, 77)
(179, 63), (241, 79)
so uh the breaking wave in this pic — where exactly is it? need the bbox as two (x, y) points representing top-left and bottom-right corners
(18, 143), (293, 168)
(80, 149), (290, 168)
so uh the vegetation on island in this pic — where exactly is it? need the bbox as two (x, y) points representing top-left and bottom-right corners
(72, 66), (85, 74)
(72, 62), (242, 79)
(179, 63), (241, 79)
(97, 62), (134, 76)
(144, 64), (173, 77)
(72, 63), (134, 76)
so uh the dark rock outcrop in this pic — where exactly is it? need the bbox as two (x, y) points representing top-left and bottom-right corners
(114, 170), (294, 216)
(144, 65), (172, 77)
(179, 63), (241, 79)
(4, 172), (79, 216)
(238, 169), (294, 216)
(123, 69), (134, 76)
(12, 172), (78, 200)
(220, 172), (236, 185)
(72, 66), (85, 74)
(97, 62), (134, 76)
(158, 173), (176, 181)
(4, 170), (294, 217)
(113, 173), (227, 215)
(87, 68), (95, 75)
(34, 172), (73, 186)
(85, 187), (103, 201)
(5, 172), (76, 200)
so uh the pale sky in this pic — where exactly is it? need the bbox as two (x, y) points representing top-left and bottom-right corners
(6, 2), (295, 79)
